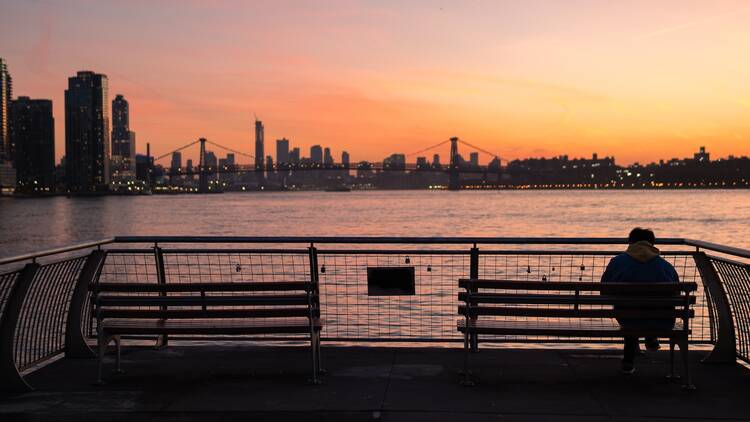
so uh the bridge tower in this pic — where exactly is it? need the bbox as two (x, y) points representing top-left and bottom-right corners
(198, 138), (209, 193)
(448, 137), (460, 190)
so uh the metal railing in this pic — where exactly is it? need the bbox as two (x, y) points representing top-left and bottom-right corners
(0, 236), (748, 393)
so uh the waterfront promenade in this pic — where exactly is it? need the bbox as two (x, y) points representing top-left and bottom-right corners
(1, 236), (748, 421)
(2, 345), (749, 421)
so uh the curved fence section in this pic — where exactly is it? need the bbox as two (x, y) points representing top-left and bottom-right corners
(13, 256), (88, 371)
(709, 256), (750, 363)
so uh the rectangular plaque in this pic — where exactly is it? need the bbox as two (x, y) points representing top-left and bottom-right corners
(367, 266), (416, 296)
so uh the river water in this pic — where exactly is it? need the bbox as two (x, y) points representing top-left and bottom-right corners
(1, 189), (749, 258)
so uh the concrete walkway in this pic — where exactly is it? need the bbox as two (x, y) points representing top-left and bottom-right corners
(1, 345), (748, 421)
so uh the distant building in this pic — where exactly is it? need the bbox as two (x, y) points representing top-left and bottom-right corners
(254, 119), (264, 172)
(266, 156), (274, 173)
(416, 156), (428, 169)
(694, 146), (710, 163)
(276, 138), (289, 165)
(0, 57), (11, 159)
(204, 151), (217, 168)
(311, 145), (323, 164)
(110, 95), (136, 184)
(65, 71), (110, 192)
(170, 151), (182, 171)
(289, 147), (300, 164)
(470, 152), (479, 167)
(0, 58), (13, 194)
(383, 153), (406, 170)
(342, 151), (350, 167)
(323, 147), (333, 165)
(10, 97), (55, 192)
(186, 159), (193, 171)
(432, 154), (441, 168)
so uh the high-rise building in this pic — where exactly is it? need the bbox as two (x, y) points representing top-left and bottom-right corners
(10, 97), (54, 192)
(289, 147), (300, 164)
(323, 147), (333, 165)
(276, 138), (289, 165)
(342, 151), (350, 167)
(65, 71), (110, 192)
(171, 151), (182, 171)
(470, 152), (479, 167)
(266, 155), (274, 173)
(311, 145), (323, 164)
(254, 119), (264, 172)
(111, 95), (136, 182)
(432, 154), (441, 168)
(416, 156), (427, 169)
(0, 57), (11, 159)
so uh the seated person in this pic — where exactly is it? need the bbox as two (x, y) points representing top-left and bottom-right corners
(601, 227), (679, 374)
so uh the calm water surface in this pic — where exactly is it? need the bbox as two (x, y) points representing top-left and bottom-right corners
(1, 190), (749, 258)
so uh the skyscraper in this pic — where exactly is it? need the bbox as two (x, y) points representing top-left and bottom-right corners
(111, 95), (136, 182)
(171, 151), (182, 171)
(311, 145), (322, 164)
(342, 151), (350, 167)
(65, 71), (110, 192)
(276, 138), (289, 165)
(254, 119), (264, 172)
(324, 147), (333, 165)
(10, 97), (55, 192)
(470, 152), (479, 167)
(290, 147), (300, 164)
(0, 58), (11, 159)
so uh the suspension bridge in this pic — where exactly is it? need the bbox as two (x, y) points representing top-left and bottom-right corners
(150, 137), (502, 192)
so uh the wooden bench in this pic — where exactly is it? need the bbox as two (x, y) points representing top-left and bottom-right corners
(457, 279), (697, 389)
(90, 281), (323, 384)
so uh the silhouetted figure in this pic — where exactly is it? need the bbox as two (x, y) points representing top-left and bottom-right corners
(601, 228), (679, 374)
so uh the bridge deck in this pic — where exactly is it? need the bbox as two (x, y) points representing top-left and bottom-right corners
(1, 345), (748, 421)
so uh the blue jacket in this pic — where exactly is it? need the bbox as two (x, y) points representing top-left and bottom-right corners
(601, 241), (679, 329)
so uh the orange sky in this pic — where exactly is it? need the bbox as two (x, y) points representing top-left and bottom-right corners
(1, 0), (749, 165)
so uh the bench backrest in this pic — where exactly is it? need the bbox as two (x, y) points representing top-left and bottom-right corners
(90, 281), (319, 320)
(458, 279), (696, 322)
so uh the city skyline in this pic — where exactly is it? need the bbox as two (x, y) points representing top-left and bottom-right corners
(1, 1), (749, 166)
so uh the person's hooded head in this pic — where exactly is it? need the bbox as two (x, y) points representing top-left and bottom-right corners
(626, 227), (660, 263)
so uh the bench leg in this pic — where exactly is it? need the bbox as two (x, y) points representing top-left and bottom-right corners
(114, 336), (124, 374)
(461, 330), (474, 386)
(316, 331), (325, 374)
(96, 331), (106, 385)
(308, 335), (321, 385)
(679, 338), (695, 391)
(666, 340), (679, 381)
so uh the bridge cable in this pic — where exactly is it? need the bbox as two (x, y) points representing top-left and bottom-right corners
(153, 139), (201, 162)
(405, 139), (451, 157)
(205, 140), (255, 159)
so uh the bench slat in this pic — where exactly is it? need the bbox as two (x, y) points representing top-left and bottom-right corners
(458, 292), (695, 306)
(97, 308), (319, 319)
(459, 279), (697, 292)
(96, 294), (310, 307)
(101, 318), (322, 335)
(91, 282), (313, 293)
(458, 305), (693, 319)
(457, 319), (688, 337)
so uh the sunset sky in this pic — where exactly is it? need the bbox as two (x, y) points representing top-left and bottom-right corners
(1, 0), (749, 165)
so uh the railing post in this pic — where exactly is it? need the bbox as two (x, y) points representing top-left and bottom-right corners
(0, 263), (39, 393)
(693, 252), (736, 363)
(308, 244), (320, 306)
(65, 250), (106, 358)
(469, 245), (479, 352)
(154, 245), (168, 348)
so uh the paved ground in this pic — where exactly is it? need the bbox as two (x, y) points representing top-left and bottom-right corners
(0, 345), (748, 421)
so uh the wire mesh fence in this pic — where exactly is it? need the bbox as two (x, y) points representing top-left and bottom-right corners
(13, 256), (87, 371)
(709, 256), (750, 363)
(96, 246), (711, 345)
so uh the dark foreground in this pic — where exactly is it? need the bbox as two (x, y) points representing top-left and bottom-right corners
(1, 345), (748, 421)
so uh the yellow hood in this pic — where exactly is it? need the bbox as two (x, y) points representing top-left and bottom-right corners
(626, 241), (660, 263)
